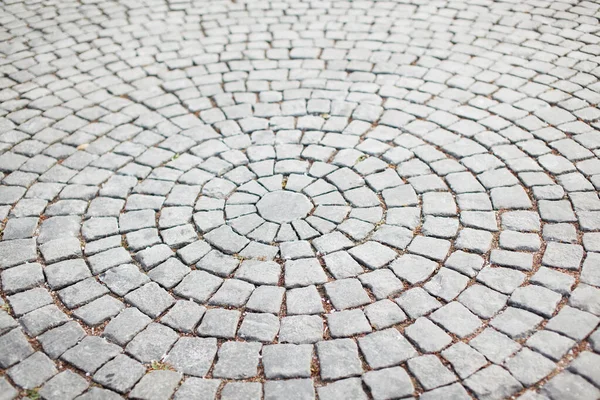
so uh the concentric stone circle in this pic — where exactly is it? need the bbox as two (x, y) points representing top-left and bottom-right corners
(1, 0), (600, 399)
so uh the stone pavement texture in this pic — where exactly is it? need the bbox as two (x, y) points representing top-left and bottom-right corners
(0, 0), (600, 399)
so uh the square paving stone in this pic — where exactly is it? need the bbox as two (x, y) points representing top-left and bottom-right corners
(395, 287), (442, 319)
(129, 370), (182, 400)
(358, 328), (417, 369)
(262, 344), (313, 379)
(0, 328), (34, 368)
(458, 284), (508, 319)
(0, 263), (44, 294)
(323, 251), (364, 279)
(430, 302), (482, 338)
(246, 285), (285, 314)
(19, 304), (69, 337)
(545, 305), (600, 340)
(526, 330), (576, 361)
(8, 287), (53, 316)
(279, 315), (323, 344)
(264, 379), (314, 400)
(490, 307), (544, 339)
(93, 354), (145, 394)
(317, 339), (363, 381)
(541, 371), (600, 400)
(464, 365), (523, 400)
(57, 277), (109, 309)
(39, 237), (82, 264)
(221, 382), (262, 400)
(124, 282), (175, 318)
(165, 337), (218, 377)
(542, 242), (584, 270)
(404, 317), (452, 353)
(173, 378), (221, 400)
(569, 351), (600, 388)
(0, 239), (37, 269)
(75, 387), (123, 400)
(441, 342), (487, 379)
(73, 295), (125, 326)
(7, 351), (57, 390)
(364, 299), (407, 330)
(237, 312), (280, 342)
(61, 336), (121, 374)
(176, 240), (211, 265)
(160, 300), (206, 333)
(173, 270), (223, 303)
(284, 258), (327, 288)
(505, 348), (556, 386)
(39, 370), (89, 400)
(362, 367), (414, 400)
(135, 244), (174, 272)
(358, 269), (404, 299)
(349, 241), (397, 269)
(469, 328), (521, 364)
(286, 285), (324, 315)
(407, 235), (451, 261)
(197, 308), (241, 339)
(125, 323), (179, 363)
(45, 259), (92, 289)
(423, 267), (470, 302)
(326, 309), (372, 338)
(444, 250), (484, 278)
(99, 264), (150, 296)
(212, 341), (262, 379)
(146, 257), (190, 289)
(235, 260), (281, 285)
(324, 278), (370, 310)
(476, 266), (526, 295)
(509, 285), (562, 318)
(38, 321), (86, 359)
(407, 354), (458, 390)
(419, 383), (471, 400)
(317, 378), (367, 400)
(196, 249), (239, 277)
(208, 278), (255, 307)
(389, 254), (438, 284)
(88, 246), (133, 274)
(103, 307), (152, 346)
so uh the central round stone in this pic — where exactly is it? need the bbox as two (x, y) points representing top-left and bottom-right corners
(256, 190), (313, 224)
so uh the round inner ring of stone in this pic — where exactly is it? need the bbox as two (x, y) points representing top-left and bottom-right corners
(256, 190), (314, 224)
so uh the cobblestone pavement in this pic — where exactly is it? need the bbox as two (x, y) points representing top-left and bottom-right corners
(1, 0), (600, 399)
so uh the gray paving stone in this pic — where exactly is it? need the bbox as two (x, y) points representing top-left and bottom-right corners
(545, 305), (599, 341)
(362, 367), (414, 400)
(279, 315), (323, 344)
(61, 336), (121, 374)
(464, 365), (523, 400)
(124, 282), (175, 318)
(93, 354), (145, 394)
(541, 371), (600, 400)
(38, 321), (86, 359)
(173, 378), (220, 400)
(212, 341), (261, 379)
(469, 327), (521, 364)
(505, 348), (556, 386)
(262, 344), (312, 379)
(407, 354), (457, 390)
(317, 378), (367, 400)
(165, 337), (218, 377)
(442, 342), (487, 379)
(0, 328), (34, 368)
(39, 370), (89, 400)
(129, 370), (182, 400)
(238, 312), (280, 342)
(197, 308), (241, 339)
(317, 339), (363, 381)
(160, 300), (205, 334)
(405, 317), (452, 353)
(125, 323), (179, 363)
(103, 307), (152, 346)
(326, 309), (372, 338)
(358, 328), (417, 369)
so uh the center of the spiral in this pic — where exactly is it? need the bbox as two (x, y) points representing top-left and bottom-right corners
(256, 190), (313, 224)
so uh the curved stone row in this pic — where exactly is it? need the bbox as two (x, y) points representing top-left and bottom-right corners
(1, 0), (600, 399)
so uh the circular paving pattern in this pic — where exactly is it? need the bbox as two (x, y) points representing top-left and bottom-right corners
(1, 0), (600, 399)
